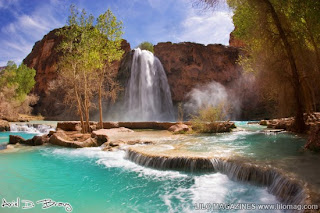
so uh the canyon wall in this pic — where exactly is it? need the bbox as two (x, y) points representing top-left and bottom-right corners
(23, 28), (130, 118)
(154, 42), (242, 102)
(23, 28), (264, 120)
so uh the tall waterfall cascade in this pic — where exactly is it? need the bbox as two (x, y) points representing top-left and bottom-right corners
(123, 48), (174, 121)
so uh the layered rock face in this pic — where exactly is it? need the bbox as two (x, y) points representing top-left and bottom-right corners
(154, 42), (242, 102)
(23, 28), (131, 118)
(23, 28), (62, 98)
(23, 28), (262, 120)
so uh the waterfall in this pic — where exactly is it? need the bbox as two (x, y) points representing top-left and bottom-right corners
(10, 123), (55, 135)
(123, 48), (174, 121)
(126, 149), (309, 208)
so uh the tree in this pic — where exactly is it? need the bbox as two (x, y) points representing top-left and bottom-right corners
(94, 9), (124, 129)
(0, 61), (36, 101)
(0, 61), (37, 119)
(198, 0), (320, 132)
(138, 41), (154, 53)
(56, 5), (96, 133)
(56, 5), (124, 132)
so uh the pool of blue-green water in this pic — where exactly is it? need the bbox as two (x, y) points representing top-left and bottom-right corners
(165, 122), (306, 160)
(0, 146), (282, 213)
(0, 122), (308, 213)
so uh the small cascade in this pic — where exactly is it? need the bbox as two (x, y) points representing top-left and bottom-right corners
(123, 48), (174, 121)
(10, 123), (55, 135)
(126, 149), (309, 208)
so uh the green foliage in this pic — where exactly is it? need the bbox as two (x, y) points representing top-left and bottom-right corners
(0, 61), (36, 101)
(191, 103), (229, 133)
(56, 5), (124, 131)
(226, 0), (320, 121)
(138, 41), (154, 53)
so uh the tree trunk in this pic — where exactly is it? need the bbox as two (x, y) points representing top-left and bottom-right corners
(83, 71), (90, 133)
(98, 85), (103, 129)
(262, 0), (305, 132)
(73, 66), (85, 133)
(75, 86), (85, 133)
(305, 21), (320, 74)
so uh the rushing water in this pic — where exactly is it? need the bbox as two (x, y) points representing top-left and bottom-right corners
(0, 146), (280, 213)
(9, 123), (55, 135)
(123, 48), (174, 121)
(0, 122), (315, 213)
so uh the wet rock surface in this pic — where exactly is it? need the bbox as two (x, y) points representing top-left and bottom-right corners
(168, 123), (191, 133)
(0, 120), (10, 131)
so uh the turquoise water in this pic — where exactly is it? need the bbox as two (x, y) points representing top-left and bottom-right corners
(158, 123), (306, 160)
(0, 124), (308, 213)
(0, 146), (281, 213)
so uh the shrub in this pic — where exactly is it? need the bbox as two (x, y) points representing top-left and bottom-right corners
(138, 41), (154, 53)
(191, 102), (229, 133)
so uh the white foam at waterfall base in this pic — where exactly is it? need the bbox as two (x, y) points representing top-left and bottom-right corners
(45, 147), (283, 212)
(10, 123), (55, 135)
(162, 173), (282, 213)
(48, 147), (187, 180)
(121, 48), (174, 121)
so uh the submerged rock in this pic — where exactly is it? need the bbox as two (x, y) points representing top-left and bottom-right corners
(0, 120), (10, 131)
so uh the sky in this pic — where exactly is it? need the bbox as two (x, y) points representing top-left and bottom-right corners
(0, 0), (234, 66)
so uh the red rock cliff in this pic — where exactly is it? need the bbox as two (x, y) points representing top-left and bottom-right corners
(23, 28), (131, 98)
(154, 42), (242, 102)
(23, 29), (263, 120)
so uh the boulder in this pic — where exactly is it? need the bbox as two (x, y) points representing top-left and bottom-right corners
(259, 120), (268, 126)
(168, 123), (191, 133)
(32, 135), (49, 145)
(57, 121), (81, 131)
(9, 135), (25, 144)
(0, 120), (10, 131)
(91, 130), (109, 146)
(10, 135), (49, 146)
(49, 131), (99, 148)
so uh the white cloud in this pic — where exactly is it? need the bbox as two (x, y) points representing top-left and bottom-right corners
(0, 0), (64, 65)
(176, 6), (234, 45)
(0, 0), (19, 9)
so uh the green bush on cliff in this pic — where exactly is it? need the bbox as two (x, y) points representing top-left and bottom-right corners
(138, 41), (154, 53)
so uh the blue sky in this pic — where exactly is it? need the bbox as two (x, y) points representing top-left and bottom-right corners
(0, 0), (234, 66)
